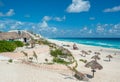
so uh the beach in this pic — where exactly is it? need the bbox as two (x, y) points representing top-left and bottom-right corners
(48, 39), (120, 82)
(0, 39), (120, 82)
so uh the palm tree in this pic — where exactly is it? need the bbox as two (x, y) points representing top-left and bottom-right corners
(91, 55), (100, 61)
(85, 60), (103, 77)
(21, 51), (28, 61)
(106, 55), (113, 62)
(33, 51), (38, 62)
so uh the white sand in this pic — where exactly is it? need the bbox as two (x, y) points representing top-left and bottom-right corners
(0, 55), (10, 60)
(48, 39), (120, 82)
(0, 39), (120, 82)
(0, 61), (80, 82)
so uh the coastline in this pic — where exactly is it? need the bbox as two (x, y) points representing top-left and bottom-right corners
(47, 39), (120, 51)
(48, 38), (120, 82)
(49, 38), (120, 49)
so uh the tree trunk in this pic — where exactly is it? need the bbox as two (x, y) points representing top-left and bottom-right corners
(92, 71), (94, 77)
(92, 69), (95, 78)
(109, 58), (110, 62)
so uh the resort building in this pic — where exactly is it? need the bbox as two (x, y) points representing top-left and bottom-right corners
(0, 30), (41, 43)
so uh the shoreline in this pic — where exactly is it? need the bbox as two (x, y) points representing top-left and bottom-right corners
(47, 39), (120, 51)
(48, 38), (120, 82)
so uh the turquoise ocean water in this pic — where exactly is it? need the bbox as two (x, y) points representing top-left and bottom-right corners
(52, 38), (120, 49)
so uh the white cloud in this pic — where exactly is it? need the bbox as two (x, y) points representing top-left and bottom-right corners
(6, 9), (15, 16)
(66, 0), (90, 13)
(96, 26), (104, 32)
(0, 19), (58, 37)
(39, 21), (48, 28)
(114, 24), (120, 29)
(42, 16), (52, 21)
(52, 27), (57, 32)
(0, 23), (6, 28)
(103, 5), (120, 12)
(83, 27), (88, 30)
(1, 19), (120, 37)
(10, 21), (23, 29)
(42, 15), (66, 22)
(88, 29), (92, 34)
(0, 9), (15, 17)
(54, 16), (66, 21)
(94, 23), (120, 36)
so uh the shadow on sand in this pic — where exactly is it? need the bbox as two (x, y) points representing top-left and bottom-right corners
(86, 74), (93, 79)
(59, 73), (75, 80)
(103, 59), (109, 62)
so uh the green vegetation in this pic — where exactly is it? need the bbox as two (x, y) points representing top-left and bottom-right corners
(14, 41), (24, 47)
(25, 43), (29, 46)
(38, 39), (50, 45)
(0, 40), (24, 52)
(50, 49), (63, 57)
(50, 49), (72, 58)
(79, 59), (87, 63)
(50, 48), (73, 65)
(53, 57), (70, 64)
(0, 41), (17, 52)
(8, 59), (13, 63)
(50, 44), (84, 80)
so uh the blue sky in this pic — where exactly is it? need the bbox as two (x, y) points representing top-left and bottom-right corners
(0, 0), (120, 38)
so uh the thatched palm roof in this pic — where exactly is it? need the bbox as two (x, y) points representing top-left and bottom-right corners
(73, 43), (78, 49)
(0, 32), (31, 40)
(91, 55), (100, 60)
(81, 50), (89, 55)
(88, 50), (92, 53)
(94, 52), (101, 55)
(85, 60), (103, 70)
(106, 55), (113, 58)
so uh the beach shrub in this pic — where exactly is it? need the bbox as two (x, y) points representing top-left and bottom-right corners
(53, 57), (70, 64)
(74, 60), (78, 68)
(8, 59), (13, 63)
(50, 50), (58, 57)
(38, 39), (50, 45)
(0, 41), (17, 52)
(79, 59), (87, 63)
(25, 43), (29, 46)
(13, 41), (24, 47)
(50, 48), (74, 65)
(0, 40), (24, 52)
(50, 49), (63, 57)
